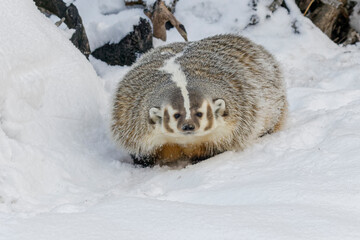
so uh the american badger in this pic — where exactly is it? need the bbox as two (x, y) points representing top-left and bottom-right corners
(111, 34), (287, 167)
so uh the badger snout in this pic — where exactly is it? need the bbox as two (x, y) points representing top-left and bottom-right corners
(180, 119), (196, 134)
(182, 123), (195, 132)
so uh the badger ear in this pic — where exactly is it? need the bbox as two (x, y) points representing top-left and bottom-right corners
(214, 99), (226, 117)
(149, 107), (162, 124)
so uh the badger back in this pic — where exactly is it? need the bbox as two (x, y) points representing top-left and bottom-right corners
(177, 35), (285, 148)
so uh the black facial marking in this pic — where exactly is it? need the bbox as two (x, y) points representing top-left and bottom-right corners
(164, 109), (174, 133)
(204, 104), (213, 131)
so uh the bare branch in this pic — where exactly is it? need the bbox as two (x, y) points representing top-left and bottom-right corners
(144, 0), (187, 42)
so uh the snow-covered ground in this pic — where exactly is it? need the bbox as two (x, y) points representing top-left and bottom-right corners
(1, 0), (360, 239)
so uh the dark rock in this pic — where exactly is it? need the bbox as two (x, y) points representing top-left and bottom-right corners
(296, 0), (359, 44)
(65, 4), (90, 56)
(34, 0), (90, 57)
(91, 18), (153, 66)
(34, 0), (67, 16)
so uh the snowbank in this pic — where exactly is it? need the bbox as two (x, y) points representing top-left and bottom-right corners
(0, 0), (126, 213)
(1, 0), (360, 239)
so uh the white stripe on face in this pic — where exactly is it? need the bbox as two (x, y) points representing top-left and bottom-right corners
(160, 53), (191, 119)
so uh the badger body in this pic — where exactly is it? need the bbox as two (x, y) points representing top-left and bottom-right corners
(111, 34), (287, 167)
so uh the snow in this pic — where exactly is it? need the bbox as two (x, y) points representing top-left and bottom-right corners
(1, 0), (360, 239)
(73, 0), (143, 51)
(350, 1), (360, 33)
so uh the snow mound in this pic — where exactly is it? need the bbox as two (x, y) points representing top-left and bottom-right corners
(0, 0), (126, 213)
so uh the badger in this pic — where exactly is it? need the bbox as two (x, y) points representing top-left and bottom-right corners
(111, 34), (288, 167)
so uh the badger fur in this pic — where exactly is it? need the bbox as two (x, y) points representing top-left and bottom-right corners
(111, 34), (288, 167)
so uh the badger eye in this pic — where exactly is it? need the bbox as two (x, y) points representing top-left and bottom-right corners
(195, 112), (203, 118)
(174, 113), (181, 119)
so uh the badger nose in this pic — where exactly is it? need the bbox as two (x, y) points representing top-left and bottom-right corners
(182, 123), (195, 131)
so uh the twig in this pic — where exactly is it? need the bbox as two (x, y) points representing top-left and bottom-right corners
(144, 0), (187, 41)
(304, 0), (316, 16)
(55, 17), (65, 27)
(125, 0), (146, 7)
(268, 0), (284, 12)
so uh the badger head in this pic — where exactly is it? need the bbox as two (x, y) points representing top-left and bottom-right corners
(149, 89), (227, 143)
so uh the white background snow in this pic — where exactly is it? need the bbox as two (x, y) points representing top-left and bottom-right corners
(1, 0), (360, 239)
